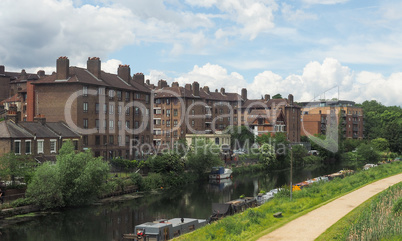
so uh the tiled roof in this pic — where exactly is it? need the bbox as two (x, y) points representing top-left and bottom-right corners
(0, 94), (22, 105)
(34, 67), (151, 93)
(18, 122), (59, 138)
(154, 86), (242, 102)
(46, 122), (80, 138)
(0, 120), (34, 138)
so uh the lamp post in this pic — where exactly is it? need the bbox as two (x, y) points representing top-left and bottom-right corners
(290, 145), (293, 201)
(105, 143), (108, 161)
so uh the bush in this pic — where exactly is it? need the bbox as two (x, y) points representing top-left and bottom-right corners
(144, 173), (163, 190)
(130, 172), (145, 190)
(392, 198), (402, 215)
(11, 198), (33, 208)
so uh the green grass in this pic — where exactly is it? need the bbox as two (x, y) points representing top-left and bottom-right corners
(175, 161), (402, 241)
(317, 182), (402, 241)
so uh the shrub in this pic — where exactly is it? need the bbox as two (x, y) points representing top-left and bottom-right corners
(392, 197), (402, 216)
(144, 173), (163, 190)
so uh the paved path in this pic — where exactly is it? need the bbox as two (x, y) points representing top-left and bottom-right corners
(258, 173), (402, 241)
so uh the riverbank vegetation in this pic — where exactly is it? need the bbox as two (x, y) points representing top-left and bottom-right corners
(317, 182), (402, 241)
(175, 161), (402, 241)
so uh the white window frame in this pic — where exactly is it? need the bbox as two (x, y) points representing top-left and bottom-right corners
(37, 139), (44, 154)
(25, 140), (31, 154)
(50, 139), (57, 154)
(14, 140), (21, 155)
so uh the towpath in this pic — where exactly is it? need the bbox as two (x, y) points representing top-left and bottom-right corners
(257, 172), (402, 241)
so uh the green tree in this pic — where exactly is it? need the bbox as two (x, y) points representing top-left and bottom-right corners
(147, 153), (184, 174)
(272, 93), (282, 99)
(291, 145), (308, 167)
(226, 125), (254, 150)
(0, 153), (35, 185)
(26, 141), (110, 209)
(371, 138), (390, 152)
(356, 143), (381, 164)
(186, 139), (223, 178)
(258, 143), (276, 168)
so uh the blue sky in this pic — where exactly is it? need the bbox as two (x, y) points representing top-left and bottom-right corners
(1, 0), (401, 106)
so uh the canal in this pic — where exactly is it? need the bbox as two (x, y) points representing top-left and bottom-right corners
(0, 164), (343, 241)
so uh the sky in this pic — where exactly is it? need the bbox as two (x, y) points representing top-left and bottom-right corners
(0, 0), (401, 106)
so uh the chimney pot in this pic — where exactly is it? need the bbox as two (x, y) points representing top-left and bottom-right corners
(87, 57), (101, 79)
(56, 57), (69, 80)
(0, 65), (4, 74)
(265, 94), (270, 101)
(241, 88), (247, 100)
(192, 82), (200, 96)
(220, 88), (225, 94)
(118, 64), (131, 82)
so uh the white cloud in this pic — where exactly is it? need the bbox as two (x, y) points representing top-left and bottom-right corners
(281, 3), (317, 22)
(101, 59), (123, 75)
(302, 0), (349, 5)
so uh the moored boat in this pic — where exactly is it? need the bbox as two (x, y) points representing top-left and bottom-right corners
(209, 166), (233, 180)
(123, 218), (207, 240)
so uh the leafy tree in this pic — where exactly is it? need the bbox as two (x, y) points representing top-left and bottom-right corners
(356, 143), (381, 164)
(226, 125), (255, 150)
(342, 138), (363, 152)
(0, 153), (35, 185)
(256, 133), (290, 169)
(173, 138), (188, 156)
(26, 141), (110, 209)
(147, 153), (184, 174)
(186, 139), (223, 178)
(371, 138), (390, 152)
(272, 93), (282, 99)
(291, 145), (308, 167)
(258, 143), (276, 168)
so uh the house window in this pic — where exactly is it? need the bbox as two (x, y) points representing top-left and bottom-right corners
(95, 135), (100, 145)
(98, 87), (105, 95)
(135, 93), (140, 99)
(174, 109), (178, 116)
(125, 121), (130, 129)
(95, 119), (99, 129)
(174, 120), (178, 126)
(192, 120), (195, 127)
(135, 107), (140, 115)
(95, 103), (99, 114)
(109, 120), (114, 130)
(37, 140), (44, 154)
(108, 89), (115, 99)
(109, 135), (114, 144)
(166, 99), (170, 105)
(83, 86), (88, 96)
(73, 140), (79, 150)
(166, 120), (170, 127)
(25, 140), (31, 154)
(167, 109), (171, 117)
(83, 119), (88, 129)
(50, 139), (57, 153)
(191, 109), (195, 116)
(125, 92), (130, 101)
(135, 121), (139, 128)
(104, 104), (107, 114)
(109, 104), (114, 114)
(103, 119), (107, 130)
(125, 135), (130, 146)
(145, 95), (150, 104)
(14, 140), (21, 154)
(83, 102), (88, 113)
(117, 91), (122, 101)
(125, 107), (130, 116)
(146, 108), (150, 116)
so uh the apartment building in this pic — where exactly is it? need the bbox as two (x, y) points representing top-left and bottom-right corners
(151, 81), (301, 148)
(299, 100), (364, 139)
(27, 57), (152, 160)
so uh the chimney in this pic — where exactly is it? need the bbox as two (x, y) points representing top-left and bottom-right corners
(265, 94), (270, 101)
(134, 73), (144, 85)
(118, 64), (131, 82)
(157, 80), (168, 89)
(185, 84), (192, 91)
(56, 56), (69, 80)
(87, 57), (101, 79)
(241, 88), (247, 100)
(37, 70), (45, 77)
(192, 82), (200, 96)
(34, 114), (46, 125)
(203, 86), (210, 93)
(288, 94), (294, 105)
(20, 69), (27, 80)
(26, 81), (35, 121)
(220, 88), (225, 95)
(146, 79), (150, 85)
(6, 109), (18, 123)
(0, 65), (4, 75)
(215, 89), (218, 93)
(172, 82), (179, 88)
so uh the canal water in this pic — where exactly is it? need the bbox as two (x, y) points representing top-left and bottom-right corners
(0, 164), (342, 241)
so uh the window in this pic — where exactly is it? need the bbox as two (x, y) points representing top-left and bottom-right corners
(95, 103), (99, 113)
(219, 109), (223, 114)
(83, 86), (88, 96)
(103, 104), (107, 114)
(103, 119), (107, 130)
(155, 109), (161, 115)
(191, 109), (195, 116)
(135, 107), (140, 115)
(192, 120), (195, 127)
(73, 140), (79, 150)
(103, 135), (107, 144)
(37, 140), (44, 154)
(110, 120), (114, 130)
(173, 131), (178, 137)
(135, 93), (140, 99)
(146, 108), (150, 116)
(50, 139), (57, 153)
(98, 87), (105, 95)
(174, 109), (178, 116)
(125, 107), (130, 116)
(117, 91), (122, 101)
(155, 119), (161, 125)
(14, 140), (21, 154)
(109, 104), (114, 114)
(167, 109), (171, 117)
(174, 120), (178, 126)
(108, 89), (115, 99)
(125, 135), (130, 146)
(135, 121), (139, 128)
(166, 120), (170, 127)
(95, 135), (100, 145)
(166, 99), (170, 105)
(83, 102), (88, 113)
(109, 135), (114, 144)
(126, 121), (130, 129)
(83, 119), (88, 129)
(95, 119), (99, 130)
(118, 135), (122, 145)
(25, 140), (31, 154)
(145, 95), (150, 104)
(125, 92), (130, 101)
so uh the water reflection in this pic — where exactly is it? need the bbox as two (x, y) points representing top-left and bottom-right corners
(0, 164), (342, 241)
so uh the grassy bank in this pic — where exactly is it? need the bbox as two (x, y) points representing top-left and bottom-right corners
(317, 181), (402, 241)
(176, 161), (402, 241)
